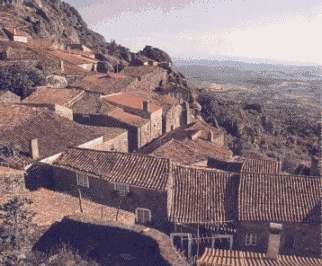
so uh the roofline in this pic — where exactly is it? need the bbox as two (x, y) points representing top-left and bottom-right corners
(240, 171), (322, 180)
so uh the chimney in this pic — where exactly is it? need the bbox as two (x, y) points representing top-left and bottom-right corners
(310, 156), (320, 176)
(60, 60), (65, 74)
(266, 223), (283, 260)
(208, 130), (214, 142)
(30, 138), (40, 160)
(143, 100), (151, 113)
(13, 28), (17, 35)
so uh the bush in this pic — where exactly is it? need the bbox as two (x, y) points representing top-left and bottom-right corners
(0, 63), (45, 97)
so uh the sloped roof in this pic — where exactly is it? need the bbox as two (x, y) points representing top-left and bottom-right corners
(241, 158), (281, 174)
(108, 108), (148, 127)
(197, 248), (322, 266)
(151, 139), (232, 165)
(169, 165), (237, 224)
(71, 93), (117, 114)
(238, 173), (321, 223)
(103, 92), (161, 113)
(0, 104), (124, 160)
(23, 87), (84, 107)
(54, 148), (171, 191)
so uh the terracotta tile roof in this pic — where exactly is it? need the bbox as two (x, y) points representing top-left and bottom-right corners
(23, 87), (84, 107)
(169, 165), (237, 224)
(238, 173), (321, 223)
(108, 108), (148, 127)
(241, 158), (281, 174)
(0, 104), (123, 160)
(53, 148), (171, 191)
(49, 49), (98, 65)
(151, 139), (232, 165)
(198, 248), (322, 266)
(71, 93), (117, 114)
(71, 74), (135, 95)
(103, 92), (161, 112)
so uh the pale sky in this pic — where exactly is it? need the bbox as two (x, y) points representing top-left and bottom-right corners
(65, 0), (322, 65)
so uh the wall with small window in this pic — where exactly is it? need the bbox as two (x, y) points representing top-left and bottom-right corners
(51, 165), (169, 230)
(236, 222), (320, 257)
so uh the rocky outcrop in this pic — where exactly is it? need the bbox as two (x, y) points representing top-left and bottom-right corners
(140, 45), (172, 63)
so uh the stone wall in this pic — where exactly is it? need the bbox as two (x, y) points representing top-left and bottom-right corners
(163, 104), (185, 133)
(51, 166), (170, 230)
(235, 222), (321, 257)
(0, 91), (20, 103)
(95, 131), (128, 153)
(73, 113), (138, 152)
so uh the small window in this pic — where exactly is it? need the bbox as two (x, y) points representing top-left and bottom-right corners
(245, 233), (257, 246)
(76, 173), (89, 188)
(114, 183), (130, 197)
(135, 208), (151, 224)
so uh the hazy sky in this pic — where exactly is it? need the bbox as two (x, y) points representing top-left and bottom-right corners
(65, 0), (322, 65)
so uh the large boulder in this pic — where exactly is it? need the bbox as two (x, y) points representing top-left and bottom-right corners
(140, 46), (172, 63)
(46, 75), (68, 88)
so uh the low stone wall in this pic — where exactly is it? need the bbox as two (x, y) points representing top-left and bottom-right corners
(34, 215), (189, 266)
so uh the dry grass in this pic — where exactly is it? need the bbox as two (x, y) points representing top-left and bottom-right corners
(0, 188), (135, 226)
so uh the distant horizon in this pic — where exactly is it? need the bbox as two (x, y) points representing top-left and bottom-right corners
(65, 0), (322, 66)
(173, 55), (322, 68)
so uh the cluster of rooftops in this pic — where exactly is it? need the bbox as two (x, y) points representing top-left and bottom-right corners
(53, 147), (320, 226)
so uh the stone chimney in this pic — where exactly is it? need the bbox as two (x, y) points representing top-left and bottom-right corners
(30, 138), (40, 160)
(13, 28), (17, 35)
(184, 101), (191, 125)
(266, 223), (283, 260)
(143, 100), (151, 113)
(208, 130), (214, 142)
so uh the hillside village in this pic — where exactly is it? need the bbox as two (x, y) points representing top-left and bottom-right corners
(0, 1), (321, 265)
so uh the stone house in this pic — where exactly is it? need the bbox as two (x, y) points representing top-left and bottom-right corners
(4, 28), (28, 43)
(51, 148), (171, 230)
(0, 104), (128, 169)
(22, 86), (85, 120)
(236, 172), (321, 257)
(168, 165), (239, 258)
(70, 43), (92, 53)
(0, 90), (20, 103)
(101, 93), (163, 151)
(163, 102), (191, 133)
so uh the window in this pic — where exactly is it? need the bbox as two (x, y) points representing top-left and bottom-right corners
(135, 208), (152, 224)
(76, 173), (89, 188)
(245, 233), (257, 246)
(114, 183), (130, 197)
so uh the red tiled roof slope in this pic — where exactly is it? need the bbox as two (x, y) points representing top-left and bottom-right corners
(23, 87), (84, 107)
(241, 158), (281, 174)
(54, 148), (170, 191)
(198, 248), (322, 266)
(238, 173), (321, 223)
(103, 92), (161, 112)
(169, 165), (237, 224)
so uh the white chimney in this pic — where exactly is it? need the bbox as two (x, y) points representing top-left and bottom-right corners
(208, 130), (214, 142)
(30, 138), (40, 160)
(60, 60), (65, 74)
(266, 223), (283, 260)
